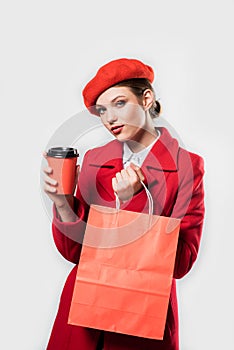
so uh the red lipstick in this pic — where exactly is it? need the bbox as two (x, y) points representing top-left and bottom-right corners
(111, 125), (124, 135)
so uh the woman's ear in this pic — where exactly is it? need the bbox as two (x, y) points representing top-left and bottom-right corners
(142, 89), (154, 110)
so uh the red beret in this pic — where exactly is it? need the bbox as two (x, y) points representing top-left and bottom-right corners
(82, 58), (154, 115)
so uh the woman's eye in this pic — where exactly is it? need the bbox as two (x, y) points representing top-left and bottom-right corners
(96, 107), (106, 116)
(115, 100), (126, 107)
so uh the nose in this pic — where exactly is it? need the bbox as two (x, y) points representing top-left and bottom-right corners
(105, 107), (118, 124)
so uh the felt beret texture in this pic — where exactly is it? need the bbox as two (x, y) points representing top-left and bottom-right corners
(82, 58), (154, 115)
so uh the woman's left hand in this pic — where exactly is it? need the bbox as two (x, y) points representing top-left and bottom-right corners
(112, 163), (145, 202)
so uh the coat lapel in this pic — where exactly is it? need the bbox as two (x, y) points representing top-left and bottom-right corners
(138, 127), (179, 215)
(139, 127), (179, 185)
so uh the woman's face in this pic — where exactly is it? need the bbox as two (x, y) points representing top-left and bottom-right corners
(96, 86), (150, 143)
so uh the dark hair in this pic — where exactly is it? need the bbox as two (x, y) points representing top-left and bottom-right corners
(113, 78), (161, 118)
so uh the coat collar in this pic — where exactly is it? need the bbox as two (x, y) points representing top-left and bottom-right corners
(89, 127), (179, 172)
(144, 127), (179, 172)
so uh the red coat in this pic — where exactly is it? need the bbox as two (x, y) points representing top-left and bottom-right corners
(46, 127), (205, 350)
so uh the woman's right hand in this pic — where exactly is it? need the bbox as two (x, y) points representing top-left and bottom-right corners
(42, 152), (80, 222)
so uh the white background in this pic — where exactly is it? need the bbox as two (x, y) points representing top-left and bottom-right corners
(1, 1), (234, 349)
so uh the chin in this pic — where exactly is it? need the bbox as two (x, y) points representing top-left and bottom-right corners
(114, 133), (131, 142)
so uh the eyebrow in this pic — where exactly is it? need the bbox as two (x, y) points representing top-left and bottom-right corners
(96, 95), (126, 107)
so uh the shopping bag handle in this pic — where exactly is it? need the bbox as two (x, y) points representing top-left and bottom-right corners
(115, 180), (153, 215)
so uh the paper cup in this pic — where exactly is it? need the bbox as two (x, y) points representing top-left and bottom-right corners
(47, 147), (78, 195)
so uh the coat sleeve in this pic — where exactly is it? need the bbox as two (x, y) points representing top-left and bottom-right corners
(172, 150), (205, 279)
(51, 150), (91, 264)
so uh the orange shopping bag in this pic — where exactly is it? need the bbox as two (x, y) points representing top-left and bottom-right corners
(68, 185), (180, 340)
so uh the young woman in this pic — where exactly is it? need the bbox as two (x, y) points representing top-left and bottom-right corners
(43, 58), (205, 350)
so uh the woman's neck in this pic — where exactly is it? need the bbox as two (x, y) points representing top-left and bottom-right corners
(126, 114), (158, 153)
(126, 126), (158, 153)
